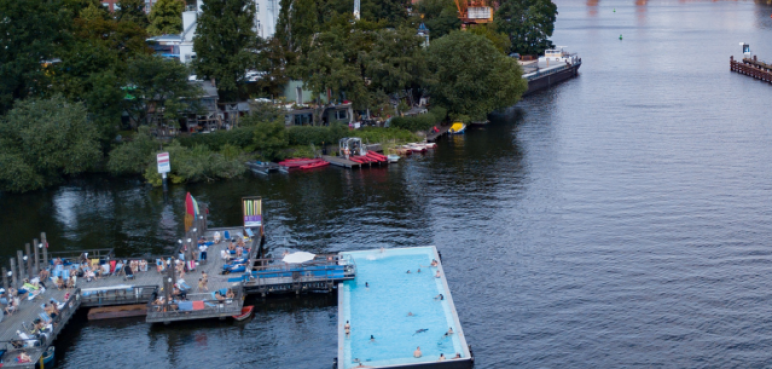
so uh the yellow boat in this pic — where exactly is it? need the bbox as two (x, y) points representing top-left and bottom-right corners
(449, 122), (466, 134)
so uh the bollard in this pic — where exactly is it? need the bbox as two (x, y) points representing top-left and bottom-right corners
(25, 243), (33, 279)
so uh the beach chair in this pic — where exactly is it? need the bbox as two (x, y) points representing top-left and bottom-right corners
(224, 231), (231, 240)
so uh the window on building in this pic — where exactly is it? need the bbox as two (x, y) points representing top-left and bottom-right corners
(335, 110), (347, 120)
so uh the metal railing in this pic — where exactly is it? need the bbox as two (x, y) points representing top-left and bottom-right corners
(145, 289), (244, 321)
(0, 288), (80, 361)
(47, 248), (114, 264)
(79, 285), (158, 307)
(245, 254), (356, 289)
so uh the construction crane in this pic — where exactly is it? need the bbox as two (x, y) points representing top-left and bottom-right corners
(454, 0), (493, 27)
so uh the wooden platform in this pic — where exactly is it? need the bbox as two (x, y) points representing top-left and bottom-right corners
(731, 56), (772, 83)
(322, 155), (362, 169)
(88, 304), (147, 320)
(426, 123), (451, 142)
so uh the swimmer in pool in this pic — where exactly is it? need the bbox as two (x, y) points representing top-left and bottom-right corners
(430, 259), (438, 267)
(434, 294), (444, 300)
(370, 335), (375, 342)
(447, 327), (454, 335)
(407, 312), (414, 317)
(345, 320), (351, 335)
(414, 346), (422, 358)
(438, 353), (446, 361)
(453, 353), (461, 359)
(417, 268), (421, 273)
(406, 270), (411, 274)
(365, 282), (369, 290)
(435, 270), (441, 278)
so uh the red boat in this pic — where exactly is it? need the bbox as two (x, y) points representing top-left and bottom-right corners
(366, 151), (387, 162)
(278, 158), (324, 168)
(232, 305), (254, 321)
(300, 161), (330, 170)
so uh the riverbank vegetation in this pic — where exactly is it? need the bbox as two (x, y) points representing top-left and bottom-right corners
(0, 0), (557, 192)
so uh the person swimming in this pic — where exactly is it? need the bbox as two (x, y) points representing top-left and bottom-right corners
(434, 294), (444, 300)
(365, 282), (369, 289)
(417, 268), (421, 273)
(435, 270), (441, 278)
(453, 353), (461, 359)
(414, 346), (422, 358)
(407, 312), (414, 317)
(438, 353), (446, 361)
(370, 335), (375, 342)
(430, 259), (438, 267)
(345, 320), (351, 335)
(406, 270), (411, 274)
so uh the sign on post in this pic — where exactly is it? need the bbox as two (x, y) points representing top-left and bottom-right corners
(242, 197), (263, 229)
(157, 152), (171, 174)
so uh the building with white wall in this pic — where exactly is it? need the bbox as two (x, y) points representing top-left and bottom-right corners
(149, 0), (281, 64)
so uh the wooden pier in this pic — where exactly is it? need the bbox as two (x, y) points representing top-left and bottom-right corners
(426, 123), (451, 142)
(322, 155), (362, 169)
(730, 55), (772, 84)
(0, 198), (357, 366)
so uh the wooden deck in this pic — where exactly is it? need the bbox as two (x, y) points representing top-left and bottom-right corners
(426, 123), (451, 142)
(323, 155), (362, 169)
(731, 56), (772, 83)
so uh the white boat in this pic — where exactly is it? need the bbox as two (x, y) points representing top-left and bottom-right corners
(387, 155), (400, 163)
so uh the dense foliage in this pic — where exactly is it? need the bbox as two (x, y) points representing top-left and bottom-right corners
(495, 0), (558, 56)
(426, 31), (527, 121)
(147, 0), (184, 36)
(193, 0), (257, 100)
(0, 96), (103, 192)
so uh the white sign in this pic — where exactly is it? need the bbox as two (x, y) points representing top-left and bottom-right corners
(157, 152), (171, 174)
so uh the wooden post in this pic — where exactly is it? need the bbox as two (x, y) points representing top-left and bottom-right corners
(33, 238), (40, 275)
(25, 243), (33, 279)
(17, 251), (25, 282)
(41, 233), (48, 268)
(2, 267), (9, 292)
(9, 258), (18, 288)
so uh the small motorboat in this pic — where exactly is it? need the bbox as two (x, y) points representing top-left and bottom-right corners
(232, 305), (254, 321)
(407, 143), (427, 153)
(387, 155), (400, 163)
(449, 122), (466, 134)
(300, 160), (330, 170)
(246, 161), (281, 174)
(42, 346), (55, 369)
(423, 142), (437, 149)
(278, 158), (324, 168)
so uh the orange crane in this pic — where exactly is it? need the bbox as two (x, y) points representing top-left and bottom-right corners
(454, 0), (494, 26)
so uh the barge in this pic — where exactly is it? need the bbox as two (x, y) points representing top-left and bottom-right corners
(521, 47), (581, 96)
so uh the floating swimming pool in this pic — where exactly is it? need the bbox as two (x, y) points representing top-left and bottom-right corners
(338, 247), (472, 369)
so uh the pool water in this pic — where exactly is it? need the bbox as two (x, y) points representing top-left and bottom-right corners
(340, 247), (464, 368)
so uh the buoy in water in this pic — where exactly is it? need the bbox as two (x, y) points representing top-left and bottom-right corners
(619, 34), (623, 40)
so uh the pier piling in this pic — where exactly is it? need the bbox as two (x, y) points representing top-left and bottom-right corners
(17, 250), (25, 281)
(9, 258), (18, 288)
(33, 238), (40, 274)
(25, 243), (33, 278)
(2, 267), (9, 292)
(41, 232), (48, 267)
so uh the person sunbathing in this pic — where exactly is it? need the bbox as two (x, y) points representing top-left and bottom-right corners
(66, 276), (76, 289)
(85, 269), (96, 282)
(17, 351), (31, 363)
(225, 289), (236, 299)
(5, 297), (18, 316)
(56, 276), (65, 289)
(38, 268), (50, 281)
(139, 260), (148, 272)
(215, 291), (226, 302)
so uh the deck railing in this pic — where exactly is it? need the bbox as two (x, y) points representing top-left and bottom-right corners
(47, 248), (115, 264)
(245, 254), (356, 290)
(79, 285), (158, 307)
(145, 289), (244, 321)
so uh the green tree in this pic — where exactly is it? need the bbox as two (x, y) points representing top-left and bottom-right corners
(426, 31), (527, 121)
(193, 0), (257, 100)
(360, 0), (409, 25)
(0, 0), (67, 113)
(365, 27), (429, 103)
(0, 96), (103, 192)
(147, 0), (185, 36)
(252, 37), (291, 98)
(117, 0), (150, 28)
(414, 0), (460, 39)
(275, 0), (321, 52)
(495, 0), (558, 55)
(124, 55), (202, 126)
(251, 120), (289, 160)
(107, 126), (158, 175)
(469, 24), (512, 54)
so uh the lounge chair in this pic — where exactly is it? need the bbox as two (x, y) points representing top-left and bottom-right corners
(224, 231), (231, 240)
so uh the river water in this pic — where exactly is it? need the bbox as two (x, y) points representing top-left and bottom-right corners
(2, 1), (772, 367)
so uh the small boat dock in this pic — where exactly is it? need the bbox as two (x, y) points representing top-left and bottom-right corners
(731, 55), (772, 84)
(323, 155), (362, 169)
(426, 123), (451, 142)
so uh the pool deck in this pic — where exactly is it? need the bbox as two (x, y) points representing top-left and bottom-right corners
(337, 246), (473, 369)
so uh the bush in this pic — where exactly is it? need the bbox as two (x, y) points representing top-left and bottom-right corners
(252, 120), (289, 161)
(357, 127), (419, 144)
(143, 141), (247, 186)
(287, 123), (349, 146)
(390, 112), (440, 132)
(177, 127), (254, 150)
(107, 127), (157, 175)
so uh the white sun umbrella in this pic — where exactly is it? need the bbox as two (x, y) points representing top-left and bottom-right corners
(283, 251), (316, 264)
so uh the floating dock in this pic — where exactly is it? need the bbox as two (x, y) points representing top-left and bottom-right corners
(426, 124), (451, 142)
(337, 246), (472, 369)
(323, 155), (363, 169)
(0, 197), (363, 367)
